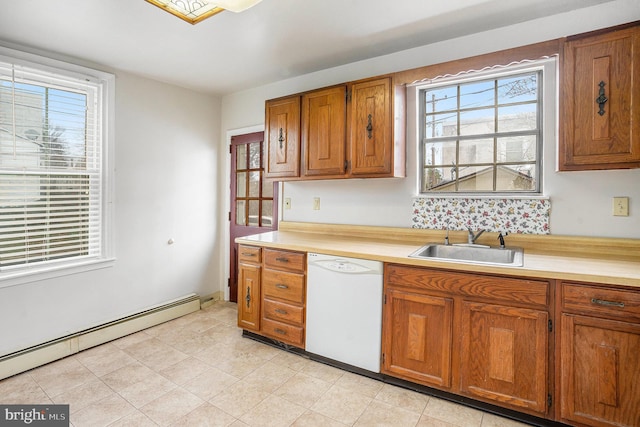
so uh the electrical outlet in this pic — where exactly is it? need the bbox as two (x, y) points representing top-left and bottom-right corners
(613, 197), (629, 216)
(284, 198), (291, 210)
(313, 197), (320, 210)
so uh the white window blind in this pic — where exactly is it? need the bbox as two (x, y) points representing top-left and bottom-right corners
(0, 60), (104, 271)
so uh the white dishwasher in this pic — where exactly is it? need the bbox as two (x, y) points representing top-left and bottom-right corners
(305, 253), (383, 373)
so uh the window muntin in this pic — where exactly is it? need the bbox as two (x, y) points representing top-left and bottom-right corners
(0, 59), (105, 272)
(419, 69), (542, 193)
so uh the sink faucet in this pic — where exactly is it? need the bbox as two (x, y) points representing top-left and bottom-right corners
(467, 228), (485, 245)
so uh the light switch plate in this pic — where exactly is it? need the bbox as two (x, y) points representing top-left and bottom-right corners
(313, 197), (320, 210)
(613, 197), (629, 216)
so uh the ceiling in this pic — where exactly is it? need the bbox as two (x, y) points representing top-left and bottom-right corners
(0, 0), (615, 96)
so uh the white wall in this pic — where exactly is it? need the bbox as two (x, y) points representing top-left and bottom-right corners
(221, 0), (640, 240)
(0, 71), (221, 356)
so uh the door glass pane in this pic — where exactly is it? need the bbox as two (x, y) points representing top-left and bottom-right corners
(248, 200), (259, 226)
(249, 142), (261, 169)
(262, 175), (273, 198)
(236, 172), (247, 197)
(248, 171), (260, 197)
(236, 144), (247, 169)
(262, 200), (273, 226)
(236, 200), (246, 225)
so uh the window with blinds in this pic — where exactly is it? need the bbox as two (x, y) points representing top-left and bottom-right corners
(0, 58), (105, 272)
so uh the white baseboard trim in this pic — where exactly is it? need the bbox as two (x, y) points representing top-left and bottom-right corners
(0, 294), (201, 380)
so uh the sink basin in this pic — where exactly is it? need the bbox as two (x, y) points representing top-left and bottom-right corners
(409, 244), (524, 267)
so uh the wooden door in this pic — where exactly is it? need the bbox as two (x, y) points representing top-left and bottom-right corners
(459, 301), (549, 415)
(301, 86), (347, 177)
(349, 77), (392, 175)
(265, 96), (301, 178)
(382, 288), (454, 389)
(560, 314), (640, 427)
(229, 132), (277, 303)
(560, 25), (640, 170)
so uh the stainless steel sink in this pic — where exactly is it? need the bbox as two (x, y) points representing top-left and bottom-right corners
(409, 244), (524, 267)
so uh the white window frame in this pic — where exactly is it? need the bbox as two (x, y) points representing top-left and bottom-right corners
(413, 57), (556, 195)
(0, 46), (114, 288)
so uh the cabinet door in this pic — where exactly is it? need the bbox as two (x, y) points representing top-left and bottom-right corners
(560, 314), (640, 427)
(560, 26), (640, 170)
(382, 288), (453, 389)
(459, 301), (549, 415)
(237, 262), (261, 331)
(349, 77), (392, 176)
(265, 96), (301, 178)
(301, 86), (347, 177)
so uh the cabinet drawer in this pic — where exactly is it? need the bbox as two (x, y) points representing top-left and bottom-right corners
(262, 269), (305, 303)
(264, 248), (305, 273)
(386, 264), (549, 307)
(261, 318), (304, 347)
(562, 282), (640, 322)
(238, 245), (261, 263)
(263, 298), (304, 325)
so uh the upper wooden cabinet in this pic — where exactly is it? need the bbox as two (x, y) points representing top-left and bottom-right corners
(264, 75), (405, 180)
(265, 95), (301, 179)
(559, 24), (640, 170)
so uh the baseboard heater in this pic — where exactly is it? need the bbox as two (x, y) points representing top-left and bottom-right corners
(0, 293), (201, 381)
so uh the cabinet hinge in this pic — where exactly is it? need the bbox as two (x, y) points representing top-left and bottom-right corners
(384, 294), (387, 304)
(344, 160), (349, 172)
(548, 394), (552, 408)
(381, 353), (385, 365)
(346, 89), (351, 103)
(548, 319), (553, 332)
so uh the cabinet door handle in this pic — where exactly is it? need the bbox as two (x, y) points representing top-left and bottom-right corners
(366, 114), (373, 139)
(275, 284), (289, 289)
(245, 286), (251, 308)
(275, 308), (287, 315)
(591, 298), (624, 308)
(596, 81), (608, 116)
(274, 328), (287, 335)
(278, 128), (284, 149)
(275, 257), (289, 263)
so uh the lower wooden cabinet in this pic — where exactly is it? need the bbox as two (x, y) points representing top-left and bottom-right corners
(237, 245), (262, 331)
(559, 281), (640, 427)
(382, 264), (551, 418)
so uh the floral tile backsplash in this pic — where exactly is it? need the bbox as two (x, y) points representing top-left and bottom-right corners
(412, 197), (551, 234)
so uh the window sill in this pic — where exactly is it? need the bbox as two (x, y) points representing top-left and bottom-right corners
(0, 258), (116, 290)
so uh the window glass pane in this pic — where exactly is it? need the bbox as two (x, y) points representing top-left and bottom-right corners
(248, 171), (260, 197)
(423, 166), (454, 191)
(497, 136), (537, 163)
(249, 142), (261, 169)
(248, 200), (259, 226)
(425, 86), (457, 113)
(460, 80), (494, 109)
(262, 200), (273, 226)
(236, 200), (246, 225)
(236, 144), (247, 170)
(426, 113), (457, 138)
(459, 108), (494, 136)
(425, 141), (456, 167)
(457, 165), (494, 191)
(459, 139), (493, 164)
(498, 74), (537, 104)
(496, 164), (536, 191)
(262, 175), (273, 198)
(236, 172), (246, 197)
(498, 104), (537, 132)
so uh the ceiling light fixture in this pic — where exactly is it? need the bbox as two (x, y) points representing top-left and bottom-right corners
(145, 0), (262, 24)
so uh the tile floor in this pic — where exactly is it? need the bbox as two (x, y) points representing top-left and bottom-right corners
(0, 302), (533, 427)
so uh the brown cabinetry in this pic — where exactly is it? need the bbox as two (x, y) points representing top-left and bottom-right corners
(265, 96), (301, 178)
(260, 248), (306, 347)
(264, 75), (405, 180)
(237, 245), (262, 331)
(559, 281), (640, 427)
(382, 264), (551, 417)
(560, 24), (640, 170)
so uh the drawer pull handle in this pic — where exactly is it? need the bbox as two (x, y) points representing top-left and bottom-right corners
(591, 298), (625, 308)
(241, 252), (256, 257)
(275, 308), (287, 315)
(276, 257), (290, 263)
(275, 284), (289, 289)
(274, 328), (287, 335)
